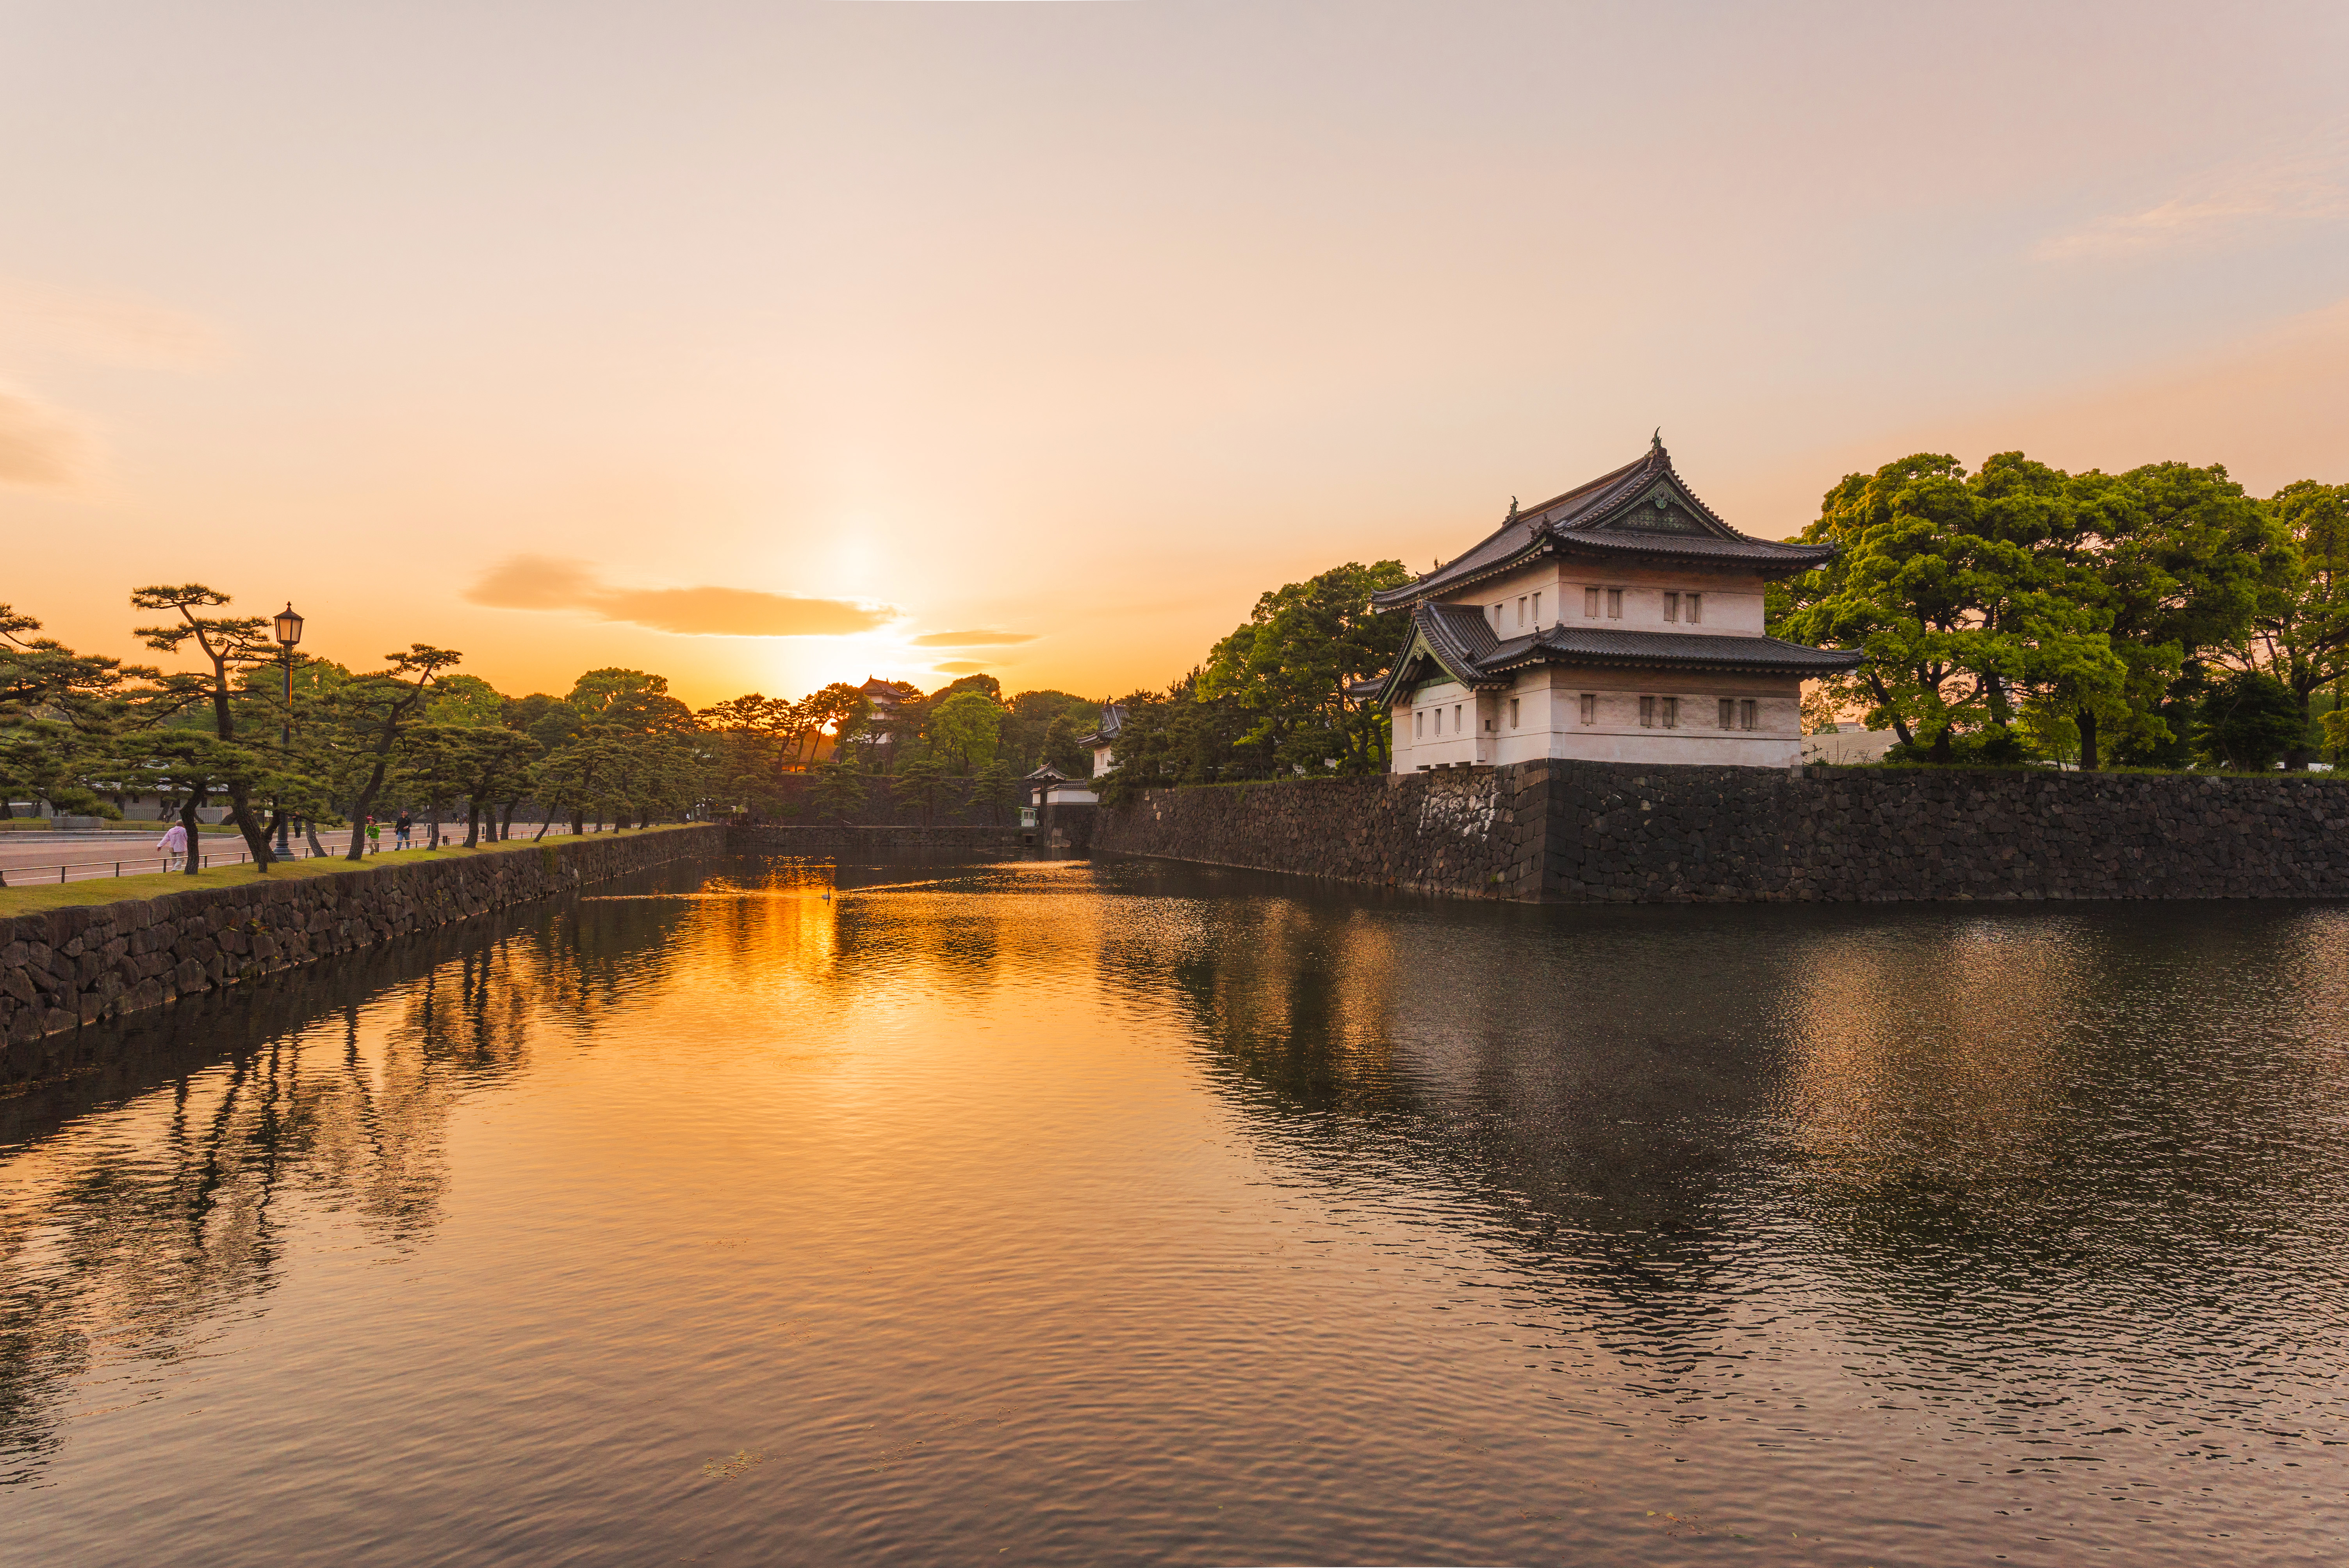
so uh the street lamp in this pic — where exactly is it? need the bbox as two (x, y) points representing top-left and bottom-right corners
(274, 604), (303, 854)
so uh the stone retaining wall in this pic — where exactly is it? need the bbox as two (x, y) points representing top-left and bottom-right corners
(0, 826), (723, 1051)
(1094, 763), (2349, 903)
(1094, 768), (1552, 898)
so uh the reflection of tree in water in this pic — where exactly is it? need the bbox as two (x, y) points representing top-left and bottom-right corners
(1117, 864), (2349, 1458)
(1766, 904), (2349, 1452)
(0, 860), (700, 1484)
(1103, 862), (1795, 1243)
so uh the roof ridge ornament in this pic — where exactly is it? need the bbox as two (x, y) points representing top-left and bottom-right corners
(1506, 496), (1518, 521)
(1651, 427), (1663, 453)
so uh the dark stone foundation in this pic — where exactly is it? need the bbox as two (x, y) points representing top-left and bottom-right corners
(1093, 763), (2349, 903)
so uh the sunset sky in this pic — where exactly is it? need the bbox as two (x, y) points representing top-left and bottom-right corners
(4, 1), (2345, 708)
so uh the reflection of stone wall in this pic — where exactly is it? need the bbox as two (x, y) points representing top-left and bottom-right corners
(0, 827), (722, 1051)
(1096, 762), (2349, 903)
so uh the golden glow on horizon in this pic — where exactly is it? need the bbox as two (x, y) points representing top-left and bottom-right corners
(2, 2), (2345, 705)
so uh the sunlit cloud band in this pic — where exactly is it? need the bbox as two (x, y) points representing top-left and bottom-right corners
(466, 554), (895, 638)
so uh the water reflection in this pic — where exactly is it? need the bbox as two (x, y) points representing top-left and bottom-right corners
(0, 854), (2342, 1566)
(0, 859), (709, 1484)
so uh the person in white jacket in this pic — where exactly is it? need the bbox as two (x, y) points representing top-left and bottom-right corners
(157, 821), (189, 873)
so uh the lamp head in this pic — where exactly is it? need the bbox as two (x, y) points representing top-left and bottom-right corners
(274, 603), (304, 647)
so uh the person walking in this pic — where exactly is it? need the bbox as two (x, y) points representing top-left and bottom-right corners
(365, 816), (381, 854)
(395, 810), (412, 850)
(157, 820), (189, 873)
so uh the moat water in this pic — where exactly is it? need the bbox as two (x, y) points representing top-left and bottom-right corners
(2, 855), (2345, 1566)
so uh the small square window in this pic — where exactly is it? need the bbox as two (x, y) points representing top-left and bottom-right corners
(1688, 593), (1702, 625)
(1664, 592), (1679, 622)
(1516, 596), (1526, 627)
(1740, 698), (1757, 731)
(1607, 588), (1623, 619)
(1579, 693), (1596, 725)
(1661, 697), (1679, 728)
(1639, 695), (1656, 728)
(1718, 698), (1735, 729)
(1509, 697), (1520, 728)
(1584, 586), (1600, 617)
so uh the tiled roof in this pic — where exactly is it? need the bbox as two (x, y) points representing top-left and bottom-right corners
(1073, 702), (1126, 749)
(1367, 601), (1860, 705)
(1490, 625), (1865, 674)
(1371, 440), (1834, 608)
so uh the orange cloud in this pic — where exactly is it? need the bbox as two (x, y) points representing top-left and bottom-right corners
(908, 629), (1038, 647)
(931, 660), (993, 675)
(466, 554), (893, 637)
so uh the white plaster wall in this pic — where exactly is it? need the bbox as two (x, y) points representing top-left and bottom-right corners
(1486, 667), (1803, 770)
(1446, 562), (1771, 638)
(1390, 666), (1807, 772)
(1392, 680), (1489, 769)
(1452, 564), (1569, 636)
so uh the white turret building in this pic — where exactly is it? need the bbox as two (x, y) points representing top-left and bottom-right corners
(1368, 438), (1860, 771)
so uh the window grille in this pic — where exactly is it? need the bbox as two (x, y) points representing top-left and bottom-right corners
(1664, 592), (1679, 622)
(1661, 696), (1679, 728)
(1740, 699), (1757, 731)
(1516, 597), (1526, 627)
(1639, 695), (1656, 728)
(1532, 592), (1541, 624)
(1579, 693), (1596, 725)
(1688, 593), (1702, 624)
(1415, 711), (1424, 738)
(1584, 586), (1600, 617)
(1607, 588), (1623, 619)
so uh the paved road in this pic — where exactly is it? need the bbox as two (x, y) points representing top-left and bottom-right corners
(0, 823), (574, 885)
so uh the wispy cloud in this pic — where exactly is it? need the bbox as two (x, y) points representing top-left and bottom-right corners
(2039, 162), (2349, 260)
(0, 382), (90, 487)
(908, 629), (1038, 647)
(930, 660), (994, 675)
(0, 276), (226, 367)
(466, 554), (895, 637)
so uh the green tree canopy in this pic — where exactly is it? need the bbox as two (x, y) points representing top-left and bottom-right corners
(1197, 559), (1414, 775)
(929, 690), (1005, 774)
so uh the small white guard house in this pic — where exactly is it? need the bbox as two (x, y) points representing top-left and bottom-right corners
(1368, 438), (1860, 770)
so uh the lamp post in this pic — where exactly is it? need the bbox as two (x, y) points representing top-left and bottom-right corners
(273, 603), (303, 854)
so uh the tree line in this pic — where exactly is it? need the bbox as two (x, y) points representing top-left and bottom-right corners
(705, 674), (1103, 827)
(0, 584), (1107, 872)
(1770, 454), (2349, 771)
(1090, 452), (2349, 801)
(1094, 561), (1414, 805)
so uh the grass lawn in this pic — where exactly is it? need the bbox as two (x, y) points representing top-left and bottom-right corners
(0, 826), (692, 920)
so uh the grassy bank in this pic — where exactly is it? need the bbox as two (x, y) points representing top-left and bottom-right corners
(0, 826), (693, 920)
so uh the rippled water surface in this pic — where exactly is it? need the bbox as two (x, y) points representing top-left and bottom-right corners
(4, 854), (2347, 1566)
